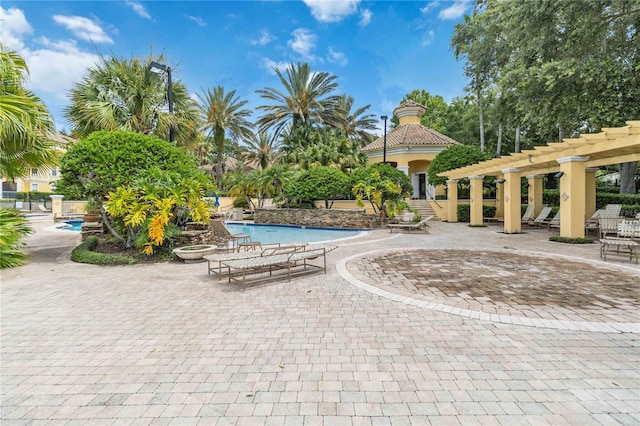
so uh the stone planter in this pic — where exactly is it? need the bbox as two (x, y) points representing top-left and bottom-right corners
(172, 245), (219, 263)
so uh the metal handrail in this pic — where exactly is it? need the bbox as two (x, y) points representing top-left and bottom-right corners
(426, 188), (442, 209)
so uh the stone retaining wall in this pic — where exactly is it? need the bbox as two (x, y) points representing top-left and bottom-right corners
(254, 208), (384, 229)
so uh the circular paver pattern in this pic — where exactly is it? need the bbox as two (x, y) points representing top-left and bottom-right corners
(346, 249), (640, 325)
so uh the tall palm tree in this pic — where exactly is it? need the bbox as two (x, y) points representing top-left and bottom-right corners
(199, 86), (253, 190)
(65, 55), (201, 147)
(0, 45), (56, 269)
(256, 62), (343, 136)
(0, 44), (57, 180)
(242, 131), (279, 170)
(336, 94), (377, 146)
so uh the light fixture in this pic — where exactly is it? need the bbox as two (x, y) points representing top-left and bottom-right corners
(555, 171), (565, 179)
(495, 178), (506, 184)
(148, 61), (175, 143)
(380, 115), (388, 164)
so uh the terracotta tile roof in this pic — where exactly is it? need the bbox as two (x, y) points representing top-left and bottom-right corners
(394, 100), (427, 113)
(362, 124), (461, 151)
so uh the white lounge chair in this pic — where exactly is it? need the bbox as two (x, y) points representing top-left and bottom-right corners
(520, 205), (536, 225)
(222, 244), (337, 289)
(388, 216), (433, 233)
(526, 206), (553, 227)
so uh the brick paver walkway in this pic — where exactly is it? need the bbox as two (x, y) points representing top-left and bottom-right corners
(1, 217), (639, 425)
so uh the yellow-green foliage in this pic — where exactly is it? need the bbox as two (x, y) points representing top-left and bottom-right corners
(105, 169), (210, 254)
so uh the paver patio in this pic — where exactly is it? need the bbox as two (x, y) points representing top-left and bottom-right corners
(1, 217), (639, 425)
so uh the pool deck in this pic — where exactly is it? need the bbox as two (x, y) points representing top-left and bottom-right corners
(2, 216), (639, 425)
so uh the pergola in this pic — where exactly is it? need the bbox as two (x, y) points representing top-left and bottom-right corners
(439, 121), (640, 238)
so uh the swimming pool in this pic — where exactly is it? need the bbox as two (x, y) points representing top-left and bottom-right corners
(225, 223), (366, 244)
(57, 220), (83, 232)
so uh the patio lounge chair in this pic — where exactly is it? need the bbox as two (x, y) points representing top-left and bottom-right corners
(603, 204), (623, 218)
(520, 205), (536, 225)
(599, 219), (640, 264)
(388, 216), (433, 233)
(222, 244), (337, 289)
(203, 243), (304, 279)
(525, 206), (552, 227)
(210, 219), (251, 251)
(546, 210), (560, 230)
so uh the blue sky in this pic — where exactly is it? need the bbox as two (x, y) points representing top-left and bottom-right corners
(1, 1), (471, 134)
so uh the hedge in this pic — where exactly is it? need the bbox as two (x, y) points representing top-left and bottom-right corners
(71, 236), (135, 265)
(456, 204), (496, 223)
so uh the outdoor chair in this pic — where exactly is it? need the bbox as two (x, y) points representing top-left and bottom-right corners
(204, 243), (305, 279)
(602, 204), (623, 218)
(599, 217), (625, 239)
(519, 205), (536, 225)
(210, 219), (251, 251)
(525, 206), (552, 227)
(599, 219), (640, 264)
(222, 244), (337, 290)
(585, 209), (605, 235)
(388, 216), (433, 233)
(546, 210), (561, 230)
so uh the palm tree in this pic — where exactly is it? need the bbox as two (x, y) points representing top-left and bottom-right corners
(65, 55), (201, 147)
(0, 45), (57, 180)
(253, 164), (294, 205)
(256, 62), (343, 136)
(199, 86), (253, 190)
(336, 94), (378, 146)
(0, 45), (56, 268)
(242, 131), (279, 170)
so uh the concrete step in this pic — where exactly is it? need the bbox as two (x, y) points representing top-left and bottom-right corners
(405, 200), (439, 221)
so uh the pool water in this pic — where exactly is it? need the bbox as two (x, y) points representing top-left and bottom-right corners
(58, 220), (83, 232)
(225, 223), (366, 244)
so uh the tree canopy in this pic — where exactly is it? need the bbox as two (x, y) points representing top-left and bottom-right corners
(56, 130), (210, 202)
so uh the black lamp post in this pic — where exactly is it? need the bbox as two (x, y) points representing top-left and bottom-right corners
(148, 61), (174, 143)
(381, 115), (388, 164)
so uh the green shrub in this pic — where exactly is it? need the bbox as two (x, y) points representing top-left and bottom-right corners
(457, 204), (470, 222)
(16, 191), (52, 201)
(621, 204), (640, 218)
(483, 205), (496, 218)
(543, 190), (560, 206)
(456, 204), (497, 222)
(0, 208), (32, 268)
(233, 197), (249, 208)
(596, 192), (640, 208)
(71, 236), (135, 265)
(549, 236), (594, 244)
(596, 186), (620, 194)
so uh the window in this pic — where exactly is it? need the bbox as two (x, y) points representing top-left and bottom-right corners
(31, 168), (39, 176)
(51, 167), (58, 177)
(31, 184), (39, 191)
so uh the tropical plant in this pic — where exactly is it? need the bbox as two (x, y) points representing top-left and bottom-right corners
(199, 86), (254, 190)
(0, 209), (33, 268)
(242, 130), (279, 170)
(104, 168), (210, 254)
(351, 164), (412, 217)
(224, 171), (258, 210)
(335, 94), (377, 146)
(0, 44), (57, 180)
(256, 62), (343, 136)
(65, 55), (202, 147)
(251, 164), (295, 206)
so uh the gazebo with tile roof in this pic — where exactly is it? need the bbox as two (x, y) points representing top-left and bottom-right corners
(362, 100), (461, 199)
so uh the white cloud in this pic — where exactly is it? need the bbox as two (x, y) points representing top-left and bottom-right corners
(420, 1), (438, 14)
(287, 28), (316, 59)
(251, 29), (276, 46)
(359, 9), (372, 26)
(0, 7), (34, 51)
(327, 47), (347, 66)
(303, 0), (360, 23)
(439, 1), (468, 20)
(187, 15), (207, 27)
(125, 1), (152, 19)
(261, 58), (290, 75)
(53, 15), (113, 44)
(26, 37), (100, 98)
(421, 30), (435, 46)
